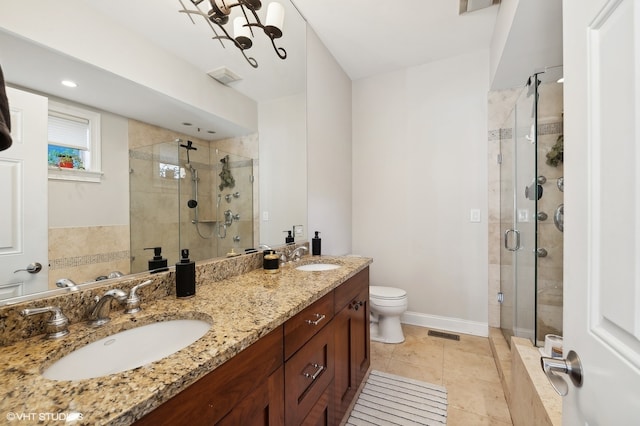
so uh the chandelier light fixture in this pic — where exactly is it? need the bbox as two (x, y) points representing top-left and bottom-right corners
(178, 0), (286, 68)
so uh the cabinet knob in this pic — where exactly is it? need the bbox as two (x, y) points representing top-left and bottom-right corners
(350, 300), (364, 311)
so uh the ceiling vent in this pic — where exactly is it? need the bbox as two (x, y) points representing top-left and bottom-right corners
(207, 67), (242, 85)
(459, 0), (500, 14)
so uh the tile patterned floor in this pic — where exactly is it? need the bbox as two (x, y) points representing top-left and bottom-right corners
(370, 324), (513, 425)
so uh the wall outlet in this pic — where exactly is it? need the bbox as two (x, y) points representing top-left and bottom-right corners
(262, 211), (269, 221)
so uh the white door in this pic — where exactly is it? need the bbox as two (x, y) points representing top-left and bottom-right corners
(562, 0), (640, 423)
(0, 87), (48, 299)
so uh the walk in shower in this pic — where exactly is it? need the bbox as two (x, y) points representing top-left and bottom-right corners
(499, 67), (564, 345)
(129, 139), (254, 273)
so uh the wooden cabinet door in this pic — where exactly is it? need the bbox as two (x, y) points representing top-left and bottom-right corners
(352, 285), (370, 387)
(333, 277), (370, 424)
(217, 366), (284, 426)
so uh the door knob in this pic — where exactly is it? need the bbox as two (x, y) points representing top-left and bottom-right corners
(540, 350), (583, 396)
(14, 262), (43, 274)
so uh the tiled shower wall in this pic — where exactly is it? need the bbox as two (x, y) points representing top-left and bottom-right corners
(50, 119), (259, 287)
(487, 84), (564, 342)
(128, 120), (259, 273)
(534, 83), (564, 341)
(488, 88), (522, 328)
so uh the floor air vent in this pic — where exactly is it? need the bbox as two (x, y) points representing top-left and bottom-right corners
(428, 330), (460, 341)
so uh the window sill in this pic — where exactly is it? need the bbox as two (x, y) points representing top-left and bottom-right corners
(48, 167), (103, 183)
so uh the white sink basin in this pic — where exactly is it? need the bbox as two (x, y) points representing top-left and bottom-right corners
(295, 263), (341, 272)
(43, 319), (211, 381)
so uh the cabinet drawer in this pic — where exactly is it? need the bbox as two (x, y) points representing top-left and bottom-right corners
(285, 321), (334, 426)
(334, 268), (369, 312)
(284, 291), (334, 360)
(300, 380), (333, 426)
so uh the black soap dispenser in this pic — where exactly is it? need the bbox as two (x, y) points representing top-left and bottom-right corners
(312, 231), (322, 256)
(284, 230), (294, 244)
(145, 247), (168, 272)
(176, 249), (196, 298)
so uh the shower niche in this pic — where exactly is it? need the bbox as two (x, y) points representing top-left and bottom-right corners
(129, 138), (255, 274)
(499, 67), (564, 346)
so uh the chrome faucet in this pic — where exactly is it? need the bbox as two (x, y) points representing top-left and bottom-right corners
(287, 246), (308, 262)
(55, 278), (79, 291)
(21, 306), (69, 339)
(89, 289), (127, 327)
(124, 280), (153, 314)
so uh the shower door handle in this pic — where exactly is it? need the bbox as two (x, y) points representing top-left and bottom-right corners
(504, 229), (521, 252)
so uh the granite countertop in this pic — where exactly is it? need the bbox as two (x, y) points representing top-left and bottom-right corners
(0, 256), (372, 426)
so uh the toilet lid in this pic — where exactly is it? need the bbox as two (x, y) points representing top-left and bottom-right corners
(370, 286), (406, 300)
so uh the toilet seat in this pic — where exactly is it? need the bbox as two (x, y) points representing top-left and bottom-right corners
(370, 286), (407, 300)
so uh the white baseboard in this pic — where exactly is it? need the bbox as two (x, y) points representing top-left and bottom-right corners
(401, 311), (489, 338)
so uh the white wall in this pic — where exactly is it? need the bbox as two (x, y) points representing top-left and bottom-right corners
(306, 28), (353, 256)
(49, 110), (129, 227)
(258, 93), (307, 246)
(352, 50), (490, 335)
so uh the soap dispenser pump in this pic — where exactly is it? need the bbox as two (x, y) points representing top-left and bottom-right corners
(284, 230), (294, 244)
(312, 231), (321, 256)
(145, 247), (168, 272)
(175, 249), (196, 298)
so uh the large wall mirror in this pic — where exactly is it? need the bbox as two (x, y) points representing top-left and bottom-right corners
(0, 0), (307, 304)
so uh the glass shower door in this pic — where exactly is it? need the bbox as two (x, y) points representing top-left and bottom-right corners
(500, 80), (538, 344)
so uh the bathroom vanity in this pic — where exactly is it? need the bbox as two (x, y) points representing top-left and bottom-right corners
(135, 267), (370, 425)
(0, 255), (371, 426)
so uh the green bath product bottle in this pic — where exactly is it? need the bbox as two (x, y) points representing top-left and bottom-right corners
(176, 249), (196, 298)
(312, 231), (321, 256)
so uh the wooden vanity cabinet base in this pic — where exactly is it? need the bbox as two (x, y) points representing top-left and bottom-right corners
(135, 326), (284, 426)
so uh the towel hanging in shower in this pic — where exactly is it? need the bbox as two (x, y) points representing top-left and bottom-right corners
(0, 65), (12, 152)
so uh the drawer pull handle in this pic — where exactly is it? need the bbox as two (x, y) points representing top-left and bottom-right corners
(305, 313), (325, 326)
(303, 363), (325, 381)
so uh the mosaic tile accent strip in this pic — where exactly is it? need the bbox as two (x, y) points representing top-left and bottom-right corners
(49, 250), (130, 270)
(487, 122), (562, 141)
(538, 121), (563, 136)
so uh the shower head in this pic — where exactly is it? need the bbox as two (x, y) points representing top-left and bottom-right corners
(187, 199), (198, 208)
(180, 140), (197, 151)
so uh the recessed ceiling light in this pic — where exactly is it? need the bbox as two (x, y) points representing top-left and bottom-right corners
(557, 77), (564, 83)
(61, 80), (77, 88)
(182, 122), (192, 126)
(207, 130), (216, 134)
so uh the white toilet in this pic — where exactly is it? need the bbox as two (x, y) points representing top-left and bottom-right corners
(369, 286), (408, 344)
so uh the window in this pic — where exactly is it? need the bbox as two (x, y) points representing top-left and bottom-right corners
(48, 101), (102, 182)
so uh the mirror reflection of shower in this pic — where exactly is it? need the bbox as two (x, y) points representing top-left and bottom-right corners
(179, 139), (215, 239)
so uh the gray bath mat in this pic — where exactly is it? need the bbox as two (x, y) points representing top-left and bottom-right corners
(346, 370), (448, 425)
